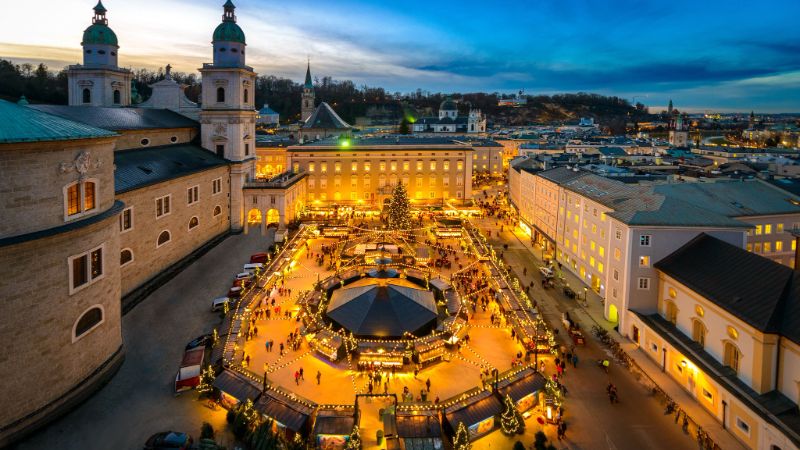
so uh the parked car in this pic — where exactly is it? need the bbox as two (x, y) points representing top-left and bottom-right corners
(185, 333), (212, 350)
(235, 272), (254, 280)
(174, 347), (204, 393)
(228, 286), (242, 298)
(211, 297), (230, 312)
(144, 431), (193, 450)
(243, 263), (264, 273)
(232, 278), (253, 289)
(539, 267), (554, 279)
(249, 253), (269, 264)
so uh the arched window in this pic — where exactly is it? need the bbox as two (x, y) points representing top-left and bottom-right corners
(692, 319), (706, 347)
(157, 230), (171, 248)
(73, 306), (104, 342)
(188, 216), (199, 230)
(120, 249), (133, 267)
(216, 87), (225, 103)
(243, 88), (249, 103)
(665, 301), (678, 325)
(113, 89), (121, 104)
(213, 205), (222, 217)
(724, 341), (741, 374)
(82, 88), (91, 104)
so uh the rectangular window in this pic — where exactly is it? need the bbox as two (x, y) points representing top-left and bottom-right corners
(598, 262), (604, 273)
(403, 161), (410, 171)
(457, 161), (463, 171)
(309, 163), (316, 172)
(416, 160), (423, 171)
(155, 195), (171, 218)
(755, 242), (762, 252)
(391, 161), (397, 171)
(777, 223), (784, 233)
(639, 255), (650, 267)
(380, 161), (386, 171)
(755, 225), (762, 235)
(590, 240), (596, 251)
(215, 144), (224, 157)
(321, 162), (328, 173)
(599, 246), (605, 257)
(364, 162), (371, 171)
(456, 177), (464, 186)
(776, 241), (784, 252)
(67, 184), (80, 216)
(334, 162), (341, 173)
(350, 192), (357, 200)
(187, 186), (199, 205)
(120, 207), (133, 232)
(363, 177), (370, 189)
(746, 243), (752, 252)
(69, 244), (104, 294)
(615, 229), (622, 240)
(351, 162), (357, 171)
(84, 181), (96, 211)
(638, 277), (650, 290)
(614, 248), (621, 261)
(430, 161), (436, 170)
(612, 287), (617, 298)
(736, 418), (750, 435)
(765, 224), (772, 235)
(416, 177), (423, 187)
(764, 242), (772, 252)
(443, 161), (450, 171)
(320, 178), (327, 189)
(245, 143), (250, 156)
(640, 235), (651, 246)
(702, 389), (713, 403)
(212, 178), (222, 195)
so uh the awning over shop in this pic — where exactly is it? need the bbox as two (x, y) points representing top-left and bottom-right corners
(312, 407), (356, 436)
(213, 369), (262, 404)
(396, 411), (442, 439)
(496, 368), (546, 403)
(443, 390), (503, 429)
(254, 389), (315, 432)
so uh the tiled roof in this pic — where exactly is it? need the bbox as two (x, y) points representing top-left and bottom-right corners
(302, 102), (351, 130)
(29, 105), (199, 131)
(0, 99), (116, 143)
(655, 233), (800, 342)
(293, 136), (470, 149)
(653, 180), (800, 217)
(538, 166), (589, 184)
(114, 144), (228, 193)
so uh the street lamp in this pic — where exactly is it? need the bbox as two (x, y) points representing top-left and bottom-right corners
(583, 287), (588, 302)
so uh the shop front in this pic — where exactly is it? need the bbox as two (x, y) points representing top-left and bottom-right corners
(443, 390), (503, 440)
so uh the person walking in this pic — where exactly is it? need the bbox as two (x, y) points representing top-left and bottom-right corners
(294, 371), (300, 385)
(425, 378), (431, 392)
(572, 353), (578, 368)
(299, 367), (304, 381)
(316, 370), (322, 385)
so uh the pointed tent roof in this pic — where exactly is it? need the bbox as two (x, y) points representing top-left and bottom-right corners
(304, 62), (313, 89)
(302, 102), (351, 130)
(326, 277), (437, 337)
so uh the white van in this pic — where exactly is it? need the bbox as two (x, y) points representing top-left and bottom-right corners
(243, 263), (264, 273)
(539, 267), (554, 278)
(211, 297), (230, 312)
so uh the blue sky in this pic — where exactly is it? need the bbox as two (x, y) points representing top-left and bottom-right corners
(1, 0), (799, 111)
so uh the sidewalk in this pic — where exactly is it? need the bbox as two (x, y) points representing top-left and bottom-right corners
(505, 223), (748, 450)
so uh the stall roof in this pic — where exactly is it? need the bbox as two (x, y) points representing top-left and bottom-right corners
(213, 369), (262, 403)
(255, 390), (315, 432)
(496, 368), (546, 403)
(313, 408), (356, 436)
(443, 390), (503, 428)
(429, 279), (451, 292)
(396, 411), (442, 438)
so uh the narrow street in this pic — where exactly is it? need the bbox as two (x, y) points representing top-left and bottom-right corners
(472, 187), (694, 450)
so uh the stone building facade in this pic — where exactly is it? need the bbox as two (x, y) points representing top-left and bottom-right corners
(0, 102), (124, 446)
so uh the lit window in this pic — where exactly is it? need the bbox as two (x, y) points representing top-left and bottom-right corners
(590, 240), (596, 251)
(765, 224), (772, 234)
(692, 320), (706, 346)
(665, 301), (677, 323)
(457, 161), (463, 171)
(321, 162), (328, 173)
(794, 240), (797, 251)
(589, 256), (595, 267)
(755, 225), (762, 235)
(614, 248), (621, 261)
(309, 163), (315, 172)
(65, 180), (99, 219)
(746, 244), (753, 252)
(777, 223), (784, 233)
(334, 162), (341, 173)
(390, 161), (397, 171)
(443, 161), (450, 171)
(380, 161), (386, 171)
(597, 263), (604, 273)
(416, 160), (423, 170)
(755, 242), (762, 252)
(764, 242), (772, 252)
(351, 162), (357, 171)
(364, 162), (371, 171)
(639, 255), (650, 267)
(599, 246), (605, 257)
(68, 244), (104, 294)
(430, 161), (436, 170)
(403, 161), (410, 171)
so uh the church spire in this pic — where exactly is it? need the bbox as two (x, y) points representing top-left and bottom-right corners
(92, 0), (108, 25)
(304, 60), (313, 89)
(222, 0), (236, 22)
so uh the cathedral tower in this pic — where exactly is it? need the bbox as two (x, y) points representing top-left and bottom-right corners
(199, 0), (256, 231)
(301, 61), (315, 123)
(67, 1), (132, 106)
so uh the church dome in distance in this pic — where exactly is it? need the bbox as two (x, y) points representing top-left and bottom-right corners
(440, 97), (457, 111)
(82, 23), (118, 46)
(213, 21), (246, 44)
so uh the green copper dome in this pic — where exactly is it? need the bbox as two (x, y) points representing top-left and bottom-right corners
(82, 23), (118, 46)
(213, 21), (246, 44)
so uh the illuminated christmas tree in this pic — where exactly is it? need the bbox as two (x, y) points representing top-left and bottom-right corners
(500, 394), (523, 435)
(196, 365), (216, 394)
(386, 183), (412, 230)
(453, 422), (471, 450)
(345, 425), (361, 450)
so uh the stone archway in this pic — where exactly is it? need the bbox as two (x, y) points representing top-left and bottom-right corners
(266, 208), (281, 228)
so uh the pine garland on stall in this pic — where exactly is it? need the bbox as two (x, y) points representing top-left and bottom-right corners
(387, 183), (412, 230)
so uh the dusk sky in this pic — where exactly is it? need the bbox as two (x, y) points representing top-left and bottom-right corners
(2, 0), (799, 112)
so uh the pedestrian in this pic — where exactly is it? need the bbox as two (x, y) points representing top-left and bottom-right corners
(316, 370), (322, 385)
(414, 367), (419, 379)
(294, 371), (300, 385)
(384, 381), (389, 394)
(572, 354), (578, 368)
(299, 367), (304, 380)
(557, 422), (564, 440)
(557, 364), (563, 377)
(279, 342), (284, 355)
(425, 378), (431, 392)
(561, 421), (568, 439)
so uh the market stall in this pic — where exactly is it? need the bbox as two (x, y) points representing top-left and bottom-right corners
(312, 406), (358, 450)
(443, 390), (503, 440)
(495, 368), (546, 413)
(413, 336), (447, 365)
(396, 410), (443, 450)
(213, 369), (262, 409)
(254, 388), (316, 440)
(310, 329), (344, 361)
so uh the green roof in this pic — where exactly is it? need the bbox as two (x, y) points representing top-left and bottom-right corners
(213, 21), (246, 44)
(0, 100), (116, 144)
(82, 22), (118, 46)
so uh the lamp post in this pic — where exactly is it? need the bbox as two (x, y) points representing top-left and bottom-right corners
(583, 287), (588, 303)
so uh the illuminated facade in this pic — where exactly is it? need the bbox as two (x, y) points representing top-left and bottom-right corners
(287, 137), (474, 208)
